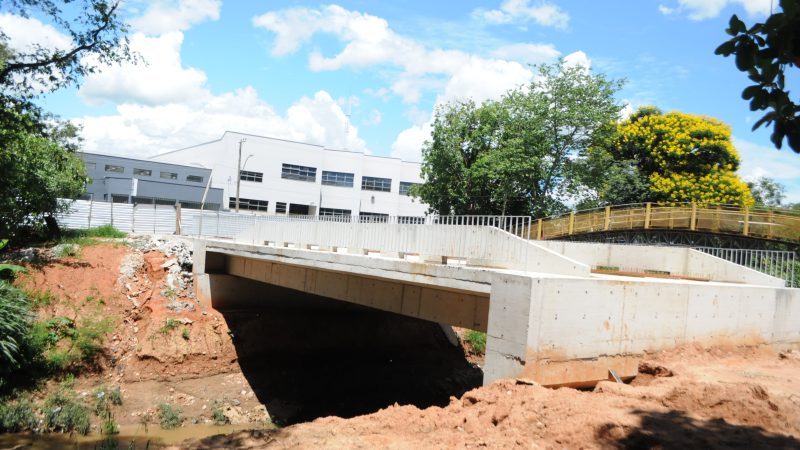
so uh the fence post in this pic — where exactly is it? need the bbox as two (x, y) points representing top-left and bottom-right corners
(604, 206), (611, 231)
(110, 199), (114, 228)
(690, 202), (697, 231)
(536, 218), (543, 240)
(767, 209), (774, 239)
(87, 197), (94, 229)
(175, 203), (182, 235)
(644, 202), (652, 229)
(568, 212), (575, 235)
(742, 206), (750, 236)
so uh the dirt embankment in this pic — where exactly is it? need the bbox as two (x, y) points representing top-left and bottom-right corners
(176, 346), (800, 449)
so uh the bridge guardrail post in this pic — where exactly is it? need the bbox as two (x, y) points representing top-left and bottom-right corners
(743, 206), (750, 236)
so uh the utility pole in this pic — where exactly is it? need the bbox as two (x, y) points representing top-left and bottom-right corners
(235, 138), (246, 213)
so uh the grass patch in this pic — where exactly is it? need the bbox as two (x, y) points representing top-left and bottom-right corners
(158, 403), (183, 429)
(210, 401), (228, 425)
(181, 328), (190, 340)
(159, 318), (180, 335)
(463, 330), (487, 355)
(31, 313), (113, 372)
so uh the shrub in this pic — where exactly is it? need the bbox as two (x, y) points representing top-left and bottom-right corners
(210, 401), (228, 425)
(464, 330), (487, 355)
(0, 399), (37, 432)
(181, 328), (190, 340)
(43, 387), (91, 435)
(0, 283), (32, 375)
(108, 386), (123, 406)
(159, 318), (180, 335)
(158, 403), (182, 429)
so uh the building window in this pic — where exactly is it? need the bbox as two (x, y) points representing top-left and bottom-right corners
(86, 162), (96, 171)
(133, 168), (152, 177)
(275, 202), (287, 214)
(228, 197), (269, 212)
(160, 171), (177, 180)
(361, 176), (392, 192)
(321, 171), (354, 187)
(239, 170), (263, 183)
(111, 194), (129, 203)
(186, 175), (204, 183)
(281, 163), (317, 182)
(105, 164), (124, 173)
(319, 207), (352, 217)
(399, 181), (418, 196)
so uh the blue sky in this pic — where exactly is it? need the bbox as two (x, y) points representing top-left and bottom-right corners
(2, 0), (799, 201)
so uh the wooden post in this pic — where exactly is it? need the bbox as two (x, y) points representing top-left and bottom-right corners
(536, 218), (543, 240)
(690, 202), (697, 231)
(644, 202), (652, 229)
(568, 212), (575, 235)
(767, 209), (775, 239)
(604, 206), (611, 231)
(742, 206), (750, 236)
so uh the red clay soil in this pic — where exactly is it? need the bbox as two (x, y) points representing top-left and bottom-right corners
(174, 345), (800, 449)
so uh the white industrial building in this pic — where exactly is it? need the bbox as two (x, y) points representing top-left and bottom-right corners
(150, 131), (428, 218)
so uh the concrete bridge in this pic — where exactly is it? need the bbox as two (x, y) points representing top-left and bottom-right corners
(193, 216), (800, 387)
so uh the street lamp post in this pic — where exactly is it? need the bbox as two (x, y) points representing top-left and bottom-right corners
(235, 138), (246, 213)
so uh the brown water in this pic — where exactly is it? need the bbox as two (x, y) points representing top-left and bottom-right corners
(0, 423), (273, 449)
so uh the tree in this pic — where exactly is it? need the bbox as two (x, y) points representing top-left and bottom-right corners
(417, 61), (624, 217)
(0, 0), (134, 96)
(600, 107), (753, 206)
(0, 1), (134, 238)
(715, 0), (800, 152)
(747, 176), (787, 207)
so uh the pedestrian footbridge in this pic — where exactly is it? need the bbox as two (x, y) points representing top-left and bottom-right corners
(193, 216), (800, 387)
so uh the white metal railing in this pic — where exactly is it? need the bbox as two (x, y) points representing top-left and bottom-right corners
(693, 247), (796, 288)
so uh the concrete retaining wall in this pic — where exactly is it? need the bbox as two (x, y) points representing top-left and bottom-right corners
(485, 271), (800, 386)
(538, 241), (783, 287)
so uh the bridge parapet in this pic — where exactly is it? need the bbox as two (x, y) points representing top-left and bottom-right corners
(233, 217), (590, 277)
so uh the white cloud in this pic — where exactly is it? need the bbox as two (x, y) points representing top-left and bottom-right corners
(77, 88), (367, 157)
(490, 43), (561, 65)
(128, 0), (221, 34)
(664, 0), (771, 20)
(79, 32), (209, 106)
(390, 122), (432, 162)
(562, 50), (591, 70)
(253, 5), (539, 104)
(473, 0), (570, 29)
(734, 137), (800, 202)
(0, 13), (72, 53)
(658, 4), (675, 15)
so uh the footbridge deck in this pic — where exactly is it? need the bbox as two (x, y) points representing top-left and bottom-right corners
(193, 216), (800, 387)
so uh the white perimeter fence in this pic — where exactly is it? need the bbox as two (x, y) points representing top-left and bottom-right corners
(55, 199), (796, 286)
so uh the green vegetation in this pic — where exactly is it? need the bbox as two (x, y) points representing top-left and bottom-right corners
(160, 318), (181, 335)
(595, 266), (621, 272)
(43, 384), (92, 435)
(211, 400), (228, 425)
(416, 60), (623, 217)
(181, 328), (190, 340)
(0, 282), (41, 391)
(715, 0), (800, 152)
(158, 403), (183, 429)
(32, 313), (113, 371)
(464, 330), (487, 355)
(0, 398), (37, 432)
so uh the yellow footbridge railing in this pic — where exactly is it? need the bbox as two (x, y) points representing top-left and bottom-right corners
(531, 203), (800, 243)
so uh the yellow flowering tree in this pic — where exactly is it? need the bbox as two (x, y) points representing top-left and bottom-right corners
(612, 107), (753, 206)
